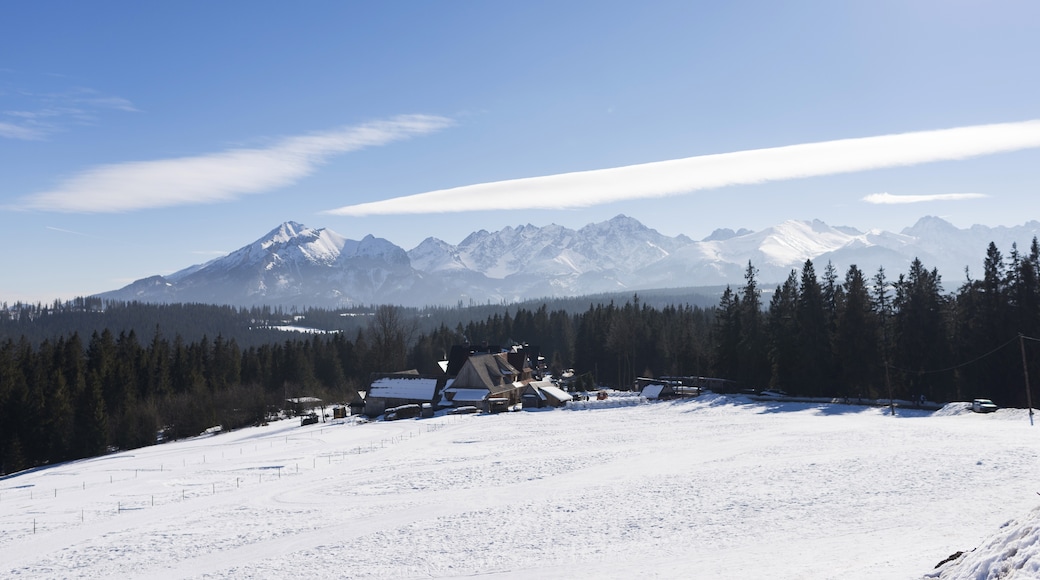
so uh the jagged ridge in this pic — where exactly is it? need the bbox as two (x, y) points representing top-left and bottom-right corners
(97, 215), (1040, 308)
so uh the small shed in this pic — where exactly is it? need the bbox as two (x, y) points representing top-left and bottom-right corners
(539, 383), (574, 407)
(348, 397), (366, 416)
(521, 380), (573, 408)
(638, 379), (677, 400)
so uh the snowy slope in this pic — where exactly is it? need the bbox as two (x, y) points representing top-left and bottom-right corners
(103, 222), (422, 307)
(2, 395), (1038, 579)
(927, 505), (1040, 579)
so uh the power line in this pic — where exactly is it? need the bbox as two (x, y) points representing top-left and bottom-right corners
(886, 332), (1040, 378)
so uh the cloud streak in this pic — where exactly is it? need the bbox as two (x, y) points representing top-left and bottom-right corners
(1, 86), (140, 141)
(0, 120), (46, 140)
(324, 119), (1040, 216)
(862, 192), (989, 204)
(17, 114), (453, 212)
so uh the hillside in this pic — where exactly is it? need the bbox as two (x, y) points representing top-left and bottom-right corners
(2, 394), (1037, 578)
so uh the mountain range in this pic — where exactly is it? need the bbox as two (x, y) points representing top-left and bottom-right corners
(98, 215), (1040, 308)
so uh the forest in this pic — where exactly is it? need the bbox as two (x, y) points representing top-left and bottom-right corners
(2, 238), (1039, 475)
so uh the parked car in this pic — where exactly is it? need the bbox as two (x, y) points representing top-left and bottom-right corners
(300, 413), (319, 426)
(972, 399), (998, 413)
(758, 389), (789, 398)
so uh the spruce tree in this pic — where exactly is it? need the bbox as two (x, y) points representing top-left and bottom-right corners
(795, 260), (832, 397)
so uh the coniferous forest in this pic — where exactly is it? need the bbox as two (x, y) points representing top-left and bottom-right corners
(2, 239), (1040, 474)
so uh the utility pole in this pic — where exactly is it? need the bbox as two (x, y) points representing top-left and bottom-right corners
(1020, 333), (1033, 426)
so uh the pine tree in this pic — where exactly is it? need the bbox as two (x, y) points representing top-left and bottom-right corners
(712, 287), (742, 382)
(737, 262), (770, 388)
(795, 260), (832, 396)
(76, 373), (109, 457)
(835, 265), (879, 399)
(766, 271), (800, 392)
(892, 259), (951, 401)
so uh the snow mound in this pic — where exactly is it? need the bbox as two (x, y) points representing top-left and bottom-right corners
(926, 505), (1040, 579)
(933, 404), (1039, 422)
(933, 402), (973, 417)
(993, 408), (1040, 422)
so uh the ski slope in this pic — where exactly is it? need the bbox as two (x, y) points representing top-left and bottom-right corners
(1, 393), (1038, 579)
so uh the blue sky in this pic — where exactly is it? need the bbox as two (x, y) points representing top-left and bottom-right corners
(3, 1), (1040, 303)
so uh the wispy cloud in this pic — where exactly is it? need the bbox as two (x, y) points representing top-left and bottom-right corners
(16, 114), (453, 212)
(45, 225), (126, 245)
(862, 192), (989, 204)
(1, 86), (139, 141)
(0, 120), (47, 140)
(323, 119), (1040, 216)
(46, 225), (107, 238)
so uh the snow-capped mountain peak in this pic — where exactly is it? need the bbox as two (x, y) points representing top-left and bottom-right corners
(100, 216), (1040, 308)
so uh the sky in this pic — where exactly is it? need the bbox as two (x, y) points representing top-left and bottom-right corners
(3, 1), (1040, 303)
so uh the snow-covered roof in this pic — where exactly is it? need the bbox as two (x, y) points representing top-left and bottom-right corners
(642, 384), (666, 399)
(368, 377), (438, 400)
(444, 388), (489, 403)
(539, 385), (573, 403)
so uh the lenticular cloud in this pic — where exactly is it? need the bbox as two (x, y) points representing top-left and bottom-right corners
(861, 192), (989, 204)
(325, 119), (1040, 216)
(17, 114), (453, 213)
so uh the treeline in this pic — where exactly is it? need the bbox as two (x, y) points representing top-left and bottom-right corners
(5, 239), (1040, 474)
(408, 300), (715, 387)
(0, 297), (717, 474)
(0, 289), (721, 349)
(714, 240), (1040, 406)
(0, 327), (374, 475)
(0, 299), (367, 348)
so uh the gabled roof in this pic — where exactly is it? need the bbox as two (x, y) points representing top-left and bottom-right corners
(539, 384), (574, 404)
(368, 377), (439, 400)
(523, 380), (573, 405)
(452, 353), (520, 390)
(642, 383), (673, 399)
(443, 388), (489, 403)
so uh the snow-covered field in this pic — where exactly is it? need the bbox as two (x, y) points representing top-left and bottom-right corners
(2, 393), (1038, 579)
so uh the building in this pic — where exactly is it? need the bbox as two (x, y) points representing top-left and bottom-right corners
(364, 374), (443, 417)
(521, 379), (574, 408)
(440, 347), (537, 412)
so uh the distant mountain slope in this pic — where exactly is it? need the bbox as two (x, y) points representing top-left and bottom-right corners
(97, 215), (1040, 308)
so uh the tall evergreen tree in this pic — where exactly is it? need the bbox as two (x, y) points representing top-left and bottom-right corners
(766, 271), (800, 391)
(834, 265), (879, 398)
(737, 262), (770, 388)
(795, 260), (832, 396)
(712, 287), (742, 382)
(605, 296), (649, 386)
(76, 373), (109, 457)
(892, 259), (951, 401)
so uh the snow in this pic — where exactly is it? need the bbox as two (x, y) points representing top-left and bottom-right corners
(368, 377), (439, 400)
(267, 325), (329, 334)
(641, 383), (666, 399)
(442, 387), (489, 403)
(2, 394), (1039, 579)
(925, 505), (1040, 579)
(114, 216), (1040, 308)
(537, 384), (573, 403)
